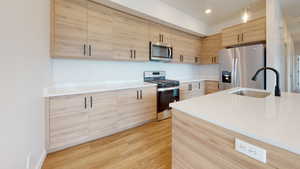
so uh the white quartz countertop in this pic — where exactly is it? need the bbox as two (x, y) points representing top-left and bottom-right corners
(171, 88), (300, 155)
(44, 82), (156, 97)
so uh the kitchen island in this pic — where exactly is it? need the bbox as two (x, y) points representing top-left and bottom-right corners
(171, 88), (300, 169)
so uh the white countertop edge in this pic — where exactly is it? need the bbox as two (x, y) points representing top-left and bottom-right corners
(171, 103), (300, 156)
(179, 78), (219, 83)
(44, 83), (157, 98)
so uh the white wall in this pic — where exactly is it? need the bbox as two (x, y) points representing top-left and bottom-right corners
(51, 59), (219, 87)
(266, 0), (286, 92)
(0, 0), (50, 169)
(94, 0), (208, 36)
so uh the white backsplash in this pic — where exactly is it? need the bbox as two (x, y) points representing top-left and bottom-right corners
(51, 59), (219, 87)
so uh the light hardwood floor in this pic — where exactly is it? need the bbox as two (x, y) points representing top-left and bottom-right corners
(42, 119), (171, 169)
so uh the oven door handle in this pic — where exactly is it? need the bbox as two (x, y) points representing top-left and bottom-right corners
(157, 87), (179, 92)
(168, 47), (173, 59)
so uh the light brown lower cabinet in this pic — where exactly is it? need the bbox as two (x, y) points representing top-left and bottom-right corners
(205, 80), (220, 94)
(172, 109), (300, 169)
(180, 81), (205, 100)
(47, 86), (157, 152)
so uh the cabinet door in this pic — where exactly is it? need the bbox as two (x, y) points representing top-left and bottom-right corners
(181, 34), (200, 64)
(192, 82), (205, 97)
(180, 83), (193, 100)
(241, 17), (266, 44)
(87, 1), (113, 60)
(117, 87), (156, 130)
(172, 30), (186, 63)
(205, 81), (220, 94)
(112, 11), (136, 61)
(52, 0), (87, 58)
(200, 34), (222, 65)
(131, 17), (150, 61)
(222, 24), (242, 47)
(49, 94), (89, 149)
(150, 24), (173, 45)
(137, 87), (157, 121)
(88, 91), (118, 140)
(160, 25), (174, 45)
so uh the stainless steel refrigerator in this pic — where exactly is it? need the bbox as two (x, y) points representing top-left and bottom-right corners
(219, 44), (266, 90)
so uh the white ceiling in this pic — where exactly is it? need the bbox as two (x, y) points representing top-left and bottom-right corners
(281, 0), (300, 42)
(160, 0), (265, 25)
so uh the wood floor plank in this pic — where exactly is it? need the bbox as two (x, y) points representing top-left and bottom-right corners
(42, 119), (171, 169)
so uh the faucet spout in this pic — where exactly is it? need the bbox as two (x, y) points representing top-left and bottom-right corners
(251, 67), (281, 97)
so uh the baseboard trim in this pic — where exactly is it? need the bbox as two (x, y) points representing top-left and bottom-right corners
(35, 149), (47, 169)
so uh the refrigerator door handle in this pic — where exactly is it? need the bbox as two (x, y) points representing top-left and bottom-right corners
(234, 56), (238, 87)
(231, 53), (236, 88)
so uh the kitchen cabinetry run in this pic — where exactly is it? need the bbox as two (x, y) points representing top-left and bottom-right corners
(205, 80), (220, 94)
(52, 0), (149, 61)
(180, 81), (205, 100)
(222, 17), (266, 47)
(200, 33), (222, 64)
(47, 86), (157, 152)
(52, 0), (204, 64)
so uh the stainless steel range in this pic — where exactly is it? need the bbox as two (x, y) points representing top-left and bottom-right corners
(144, 71), (180, 120)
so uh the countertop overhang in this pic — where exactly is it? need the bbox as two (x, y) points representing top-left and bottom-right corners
(171, 88), (300, 155)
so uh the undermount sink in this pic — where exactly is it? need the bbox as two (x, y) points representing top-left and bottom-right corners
(231, 89), (271, 98)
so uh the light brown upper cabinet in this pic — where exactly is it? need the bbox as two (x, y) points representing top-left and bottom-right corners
(52, 0), (204, 64)
(113, 10), (150, 62)
(52, 0), (88, 58)
(172, 30), (201, 64)
(242, 17), (266, 44)
(200, 33), (222, 64)
(87, 1), (113, 60)
(222, 17), (266, 47)
(150, 24), (173, 45)
(52, 0), (149, 61)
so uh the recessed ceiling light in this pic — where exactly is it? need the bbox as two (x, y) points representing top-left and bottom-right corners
(205, 9), (212, 14)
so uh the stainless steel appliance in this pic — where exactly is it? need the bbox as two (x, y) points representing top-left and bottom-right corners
(149, 42), (173, 62)
(219, 44), (266, 90)
(144, 71), (179, 120)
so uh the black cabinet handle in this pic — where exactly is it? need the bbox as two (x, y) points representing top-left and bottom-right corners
(90, 96), (93, 108)
(130, 50), (133, 59)
(137, 90), (139, 99)
(134, 50), (136, 59)
(88, 45), (92, 56)
(241, 33), (244, 42)
(83, 44), (86, 56)
(84, 97), (87, 109)
(198, 83), (201, 89)
(162, 34), (164, 43)
(140, 90), (143, 99)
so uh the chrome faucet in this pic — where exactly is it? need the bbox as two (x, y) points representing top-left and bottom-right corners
(252, 67), (281, 97)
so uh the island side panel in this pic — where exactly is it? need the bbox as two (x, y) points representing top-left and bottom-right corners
(172, 109), (300, 169)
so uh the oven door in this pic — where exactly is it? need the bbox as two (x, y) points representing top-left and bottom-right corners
(150, 42), (173, 62)
(157, 88), (179, 120)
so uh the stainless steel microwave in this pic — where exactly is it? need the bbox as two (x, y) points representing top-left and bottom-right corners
(150, 42), (173, 62)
